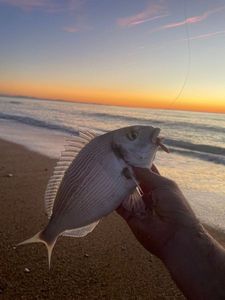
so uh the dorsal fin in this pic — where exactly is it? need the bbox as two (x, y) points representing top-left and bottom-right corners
(44, 129), (97, 218)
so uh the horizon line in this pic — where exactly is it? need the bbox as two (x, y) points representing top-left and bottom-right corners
(0, 93), (224, 115)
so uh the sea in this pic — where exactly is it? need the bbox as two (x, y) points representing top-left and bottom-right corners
(0, 95), (225, 231)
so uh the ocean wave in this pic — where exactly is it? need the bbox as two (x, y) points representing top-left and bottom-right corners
(165, 139), (225, 157)
(77, 111), (164, 126)
(80, 111), (225, 134)
(9, 100), (22, 105)
(1, 112), (225, 165)
(0, 112), (78, 135)
(169, 147), (225, 166)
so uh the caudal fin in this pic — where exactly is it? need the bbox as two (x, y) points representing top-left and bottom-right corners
(17, 231), (57, 269)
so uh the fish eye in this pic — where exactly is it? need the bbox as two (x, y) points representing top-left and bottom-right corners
(126, 130), (138, 141)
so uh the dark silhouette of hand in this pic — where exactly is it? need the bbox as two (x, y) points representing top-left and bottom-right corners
(117, 166), (200, 259)
(117, 166), (225, 300)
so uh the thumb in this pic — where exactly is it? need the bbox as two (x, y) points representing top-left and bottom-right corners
(133, 167), (169, 191)
(116, 204), (148, 231)
(116, 204), (133, 221)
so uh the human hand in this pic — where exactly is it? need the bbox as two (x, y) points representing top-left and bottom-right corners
(117, 167), (201, 259)
(118, 167), (225, 299)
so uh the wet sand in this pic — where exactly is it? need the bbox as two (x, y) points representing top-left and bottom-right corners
(0, 139), (224, 299)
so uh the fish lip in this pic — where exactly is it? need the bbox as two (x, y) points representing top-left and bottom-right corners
(151, 128), (170, 153)
(151, 128), (161, 143)
(156, 137), (170, 153)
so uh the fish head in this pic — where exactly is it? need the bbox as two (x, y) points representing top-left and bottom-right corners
(112, 125), (162, 168)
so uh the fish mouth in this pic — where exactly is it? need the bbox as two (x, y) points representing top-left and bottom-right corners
(151, 128), (169, 153)
(151, 128), (161, 143)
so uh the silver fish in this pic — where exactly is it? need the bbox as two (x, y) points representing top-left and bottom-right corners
(18, 125), (168, 267)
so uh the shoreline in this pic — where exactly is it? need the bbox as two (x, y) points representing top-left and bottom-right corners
(0, 138), (224, 299)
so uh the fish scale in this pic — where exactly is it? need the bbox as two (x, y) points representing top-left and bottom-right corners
(55, 141), (121, 219)
(52, 143), (105, 214)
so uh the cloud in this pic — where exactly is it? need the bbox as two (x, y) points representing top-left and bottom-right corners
(149, 29), (225, 52)
(0, 0), (82, 13)
(0, 0), (88, 32)
(182, 30), (225, 42)
(63, 26), (80, 33)
(156, 5), (225, 32)
(162, 14), (207, 30)
(117, 1), (168, 28)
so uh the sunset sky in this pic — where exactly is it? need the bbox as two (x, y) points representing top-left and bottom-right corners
(0, 0), (225, 113)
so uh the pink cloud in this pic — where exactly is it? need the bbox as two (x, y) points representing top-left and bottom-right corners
(0, 0), (82, 13)
(117, 1), (168, 28)
(150, 29), (225, 51)
(182, 30), (225, 42)
(63, 26), (80, 33)
(0, 0), (58, 11)
(163, 14), (207, 29)
(0, 0), (88, 32)
(159, 5), (225, 31)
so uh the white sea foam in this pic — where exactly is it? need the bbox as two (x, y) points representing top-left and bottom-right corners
(0, 119), (66, 159)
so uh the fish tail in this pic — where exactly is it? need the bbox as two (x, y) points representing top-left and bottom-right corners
(17, 230), (57, 269)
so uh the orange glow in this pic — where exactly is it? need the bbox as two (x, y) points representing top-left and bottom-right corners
(0, 80), (225, 114)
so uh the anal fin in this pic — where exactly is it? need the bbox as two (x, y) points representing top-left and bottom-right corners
(62, 220), (100, 238)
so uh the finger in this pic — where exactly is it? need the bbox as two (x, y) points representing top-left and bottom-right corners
(117, 205), (147, 241)
(142, 192), (154, 210)
(133, 167), (169, 190)
(116, 205), (134, 222)
(151, 164), (160, 175)
(141, 165), (160, 193)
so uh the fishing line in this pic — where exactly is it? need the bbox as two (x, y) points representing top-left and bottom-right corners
(167, 0), (191, 108)
(166, 0), (191, 192)
(150, 0), (191, 117)
(149, 0), (191, 192)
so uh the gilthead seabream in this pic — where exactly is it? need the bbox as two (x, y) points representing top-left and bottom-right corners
(18, 126), (168, 267)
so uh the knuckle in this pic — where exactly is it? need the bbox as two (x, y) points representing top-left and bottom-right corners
(166, 179), (178, 189)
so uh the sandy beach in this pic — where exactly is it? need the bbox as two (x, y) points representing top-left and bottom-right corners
(0, 139), (224, 300)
